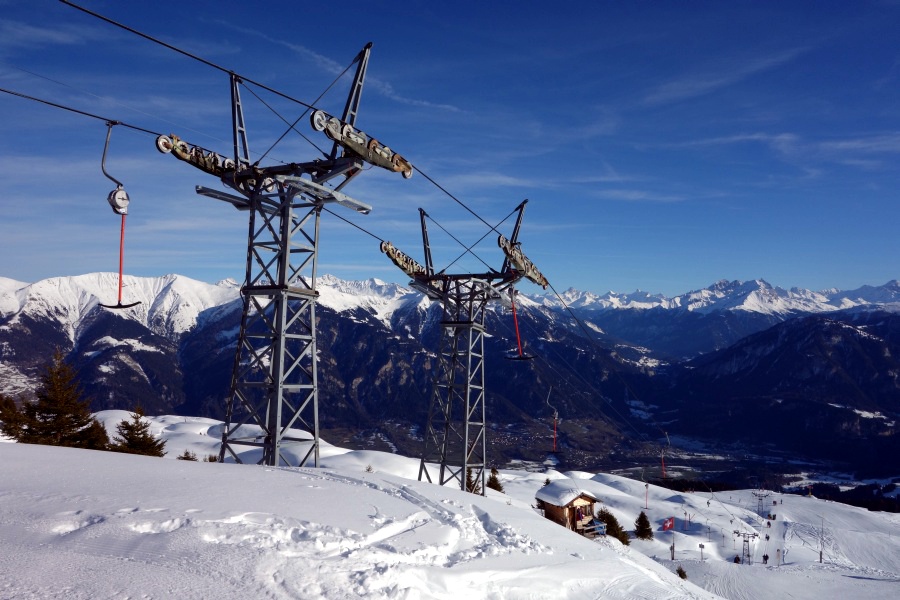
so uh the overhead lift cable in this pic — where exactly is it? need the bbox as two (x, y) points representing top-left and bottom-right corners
(252, 58), (363, 165)
(3, 62), (230, 148)
(423, 212), (503, 274)
(58, 1), (366, 167)
(59, 1), (318, 113)
(415, 167), (505, 237)
(0, 85), (161, 137)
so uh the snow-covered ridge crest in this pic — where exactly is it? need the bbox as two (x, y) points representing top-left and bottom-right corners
(0, 273), (241, 341)
(4, 274), (899, 340)
(536, 278), (900, 316)
(315, 274), (421, 325)
(541, 287), (672, 310)
(0, 273), (426, 342)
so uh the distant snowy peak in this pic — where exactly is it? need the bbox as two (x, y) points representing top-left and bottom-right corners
(540, 288), (670, 310)
(315, 275), (421, 325)
(0, 273), (241, 340)
(672, 278), (900, 315)
(534, 278), (900, 316)
(215, 278), (241, 289)
(829, 279), (900, 308)
(677, 279), (810, 315)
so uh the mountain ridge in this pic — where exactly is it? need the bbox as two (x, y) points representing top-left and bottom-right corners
(541, 278), (900, 316)
(5, 273), (899, 333)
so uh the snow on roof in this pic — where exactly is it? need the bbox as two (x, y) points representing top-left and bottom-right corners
(535, 479), (599, 506)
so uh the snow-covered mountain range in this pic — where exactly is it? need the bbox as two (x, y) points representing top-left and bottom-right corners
(3, 273), (897, 349)
(545, 278), (900, 315)
(2, 273), (899, 477)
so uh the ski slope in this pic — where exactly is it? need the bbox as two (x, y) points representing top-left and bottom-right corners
(0, 412), (897, 599)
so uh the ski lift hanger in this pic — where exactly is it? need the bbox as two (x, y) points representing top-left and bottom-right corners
(505, 286), (535, 361)
(99, 121), (140, 310)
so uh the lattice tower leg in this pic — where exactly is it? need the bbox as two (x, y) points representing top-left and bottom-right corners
(418, 279), (488, 494)
(219, 182), (322, 467)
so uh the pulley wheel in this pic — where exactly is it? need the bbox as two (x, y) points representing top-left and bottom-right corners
(310, 110), (328, 132)
(155, 135), (173, 154)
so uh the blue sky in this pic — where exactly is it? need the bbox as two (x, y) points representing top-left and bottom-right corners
(1, 1), (898, 297)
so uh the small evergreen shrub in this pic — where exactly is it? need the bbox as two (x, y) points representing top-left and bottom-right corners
(110, 406), (166, 457)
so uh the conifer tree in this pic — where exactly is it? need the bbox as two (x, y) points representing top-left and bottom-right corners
(486, 467), (505, 493)
(81, 419), (113, 450)
(634, 510), (654, 540)
(596, 507), (631, 546)
(17, 349), (109, 450)
(110, 406), (166, 457)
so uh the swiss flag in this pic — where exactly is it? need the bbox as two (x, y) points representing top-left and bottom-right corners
(662, 517), (675, 531)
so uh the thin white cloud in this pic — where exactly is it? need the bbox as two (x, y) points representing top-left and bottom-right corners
(664, 131), (900, 175)
(643, 47), (808, 106)
(837, 158), (884, 170)
(364, 79), (462, 113)
(447, 171), (547, 189)
(0, 20), (107, 52)
(819, 133), (900, 153)
(595, 189), (684, 203)
(572, 161), (635, 184)
(214, 21), (461, 113)
(671, 132), (800, 157)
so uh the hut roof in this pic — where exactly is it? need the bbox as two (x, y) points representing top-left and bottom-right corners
(535, 480), (599, 507)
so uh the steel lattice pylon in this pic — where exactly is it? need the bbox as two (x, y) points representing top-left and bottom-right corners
(201, 176), (372, 467)
(216, 178), (340, 467)
(381, 202), (548, 495)
(154, 44), (416, 467)
(418, 278), (492, 493)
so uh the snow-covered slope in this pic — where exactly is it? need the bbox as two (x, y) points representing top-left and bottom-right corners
(2, 415), (898, 599)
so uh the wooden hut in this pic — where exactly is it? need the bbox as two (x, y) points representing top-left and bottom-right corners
(535, 480), (600, 536)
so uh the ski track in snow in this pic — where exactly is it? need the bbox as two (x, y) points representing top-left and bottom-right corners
(189, 468), (554, 598)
